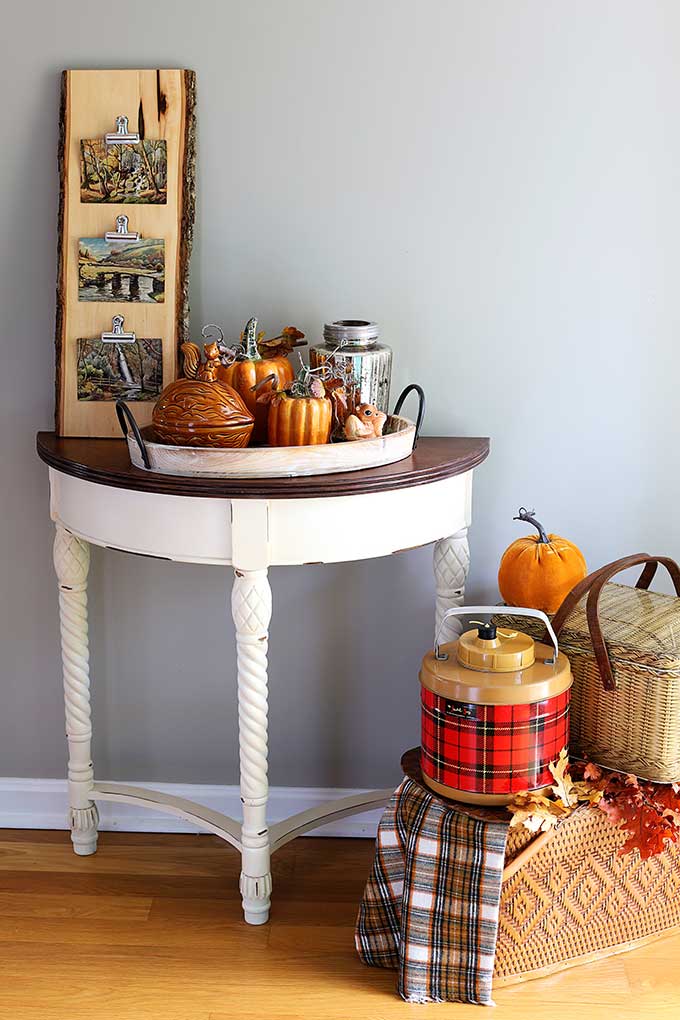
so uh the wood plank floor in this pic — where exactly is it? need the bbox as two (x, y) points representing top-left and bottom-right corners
(1, 830), (679, 1019)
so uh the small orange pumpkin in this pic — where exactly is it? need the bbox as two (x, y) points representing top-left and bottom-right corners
(498, 507), (587, 614)
(267, 394), (332, 447)
(216, 319), (297, 444)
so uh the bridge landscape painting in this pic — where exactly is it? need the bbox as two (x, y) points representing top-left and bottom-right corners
(78, 237), (165, 303)
(80, 138), (168, 203)
(76, 337), (163, 402)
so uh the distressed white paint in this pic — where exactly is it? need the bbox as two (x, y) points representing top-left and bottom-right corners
(53, 527), (98, 855)
(434, 530), (471, 644)
(48, 464), (472, 923)
(48, 469), (472, 567)
(232, 567), (273, 923)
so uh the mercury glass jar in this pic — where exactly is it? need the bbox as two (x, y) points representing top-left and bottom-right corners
(309, 320), (393, 418)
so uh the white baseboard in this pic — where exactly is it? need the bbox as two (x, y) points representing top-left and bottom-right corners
(0, 778), (383, 838)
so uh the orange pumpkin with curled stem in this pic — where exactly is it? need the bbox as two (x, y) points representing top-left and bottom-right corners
(267, 392), (332, 446)
(256, 368), (333, 447)
(498, 507), (587, 614)
(216, 319), (303, 444)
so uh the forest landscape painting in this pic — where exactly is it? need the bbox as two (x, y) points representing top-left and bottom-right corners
(78, 237), (165, 302)
(80, 138), (167, 203)
(77, 338), (163, 402)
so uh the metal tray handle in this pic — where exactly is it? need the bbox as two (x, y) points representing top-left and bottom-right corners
(115, 400), (151, 470)
(434, 605), (560, 665)
(392, 384), (425, 449)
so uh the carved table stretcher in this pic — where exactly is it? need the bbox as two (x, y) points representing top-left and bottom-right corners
(36, 433), (489, 924)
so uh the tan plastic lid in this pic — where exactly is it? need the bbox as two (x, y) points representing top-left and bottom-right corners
(457, 627), (535, 672)
(421, 626), (572, 706)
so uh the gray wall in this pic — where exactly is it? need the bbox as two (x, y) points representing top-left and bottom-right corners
(1, 1), (677, 789)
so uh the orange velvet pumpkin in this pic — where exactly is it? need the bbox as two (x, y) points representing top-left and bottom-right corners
(216, 319), (294, 444)
(498, 508), (587, 614)
(267, 395), (332, 447)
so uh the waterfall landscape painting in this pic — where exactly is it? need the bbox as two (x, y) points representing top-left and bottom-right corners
(80, 138), (168, 203)
(78, 237), (165, 303)
(77, 338), (163, 402)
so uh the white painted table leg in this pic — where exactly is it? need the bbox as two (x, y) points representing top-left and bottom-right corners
(434, 528), (470, 643)
(53, 526), (99, 856)
(232, 567), (273, 925)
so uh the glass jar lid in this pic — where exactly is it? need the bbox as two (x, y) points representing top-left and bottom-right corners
(323, 320), (379, 348)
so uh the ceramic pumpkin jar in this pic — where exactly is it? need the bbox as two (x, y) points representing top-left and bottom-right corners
(498, 507), (587, 614)
(267, 393), (332, 447)
(152, 341), (254, 448)
(216, 318), (296, 444)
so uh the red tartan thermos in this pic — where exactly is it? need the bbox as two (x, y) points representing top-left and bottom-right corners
(420, 606), (572, 805)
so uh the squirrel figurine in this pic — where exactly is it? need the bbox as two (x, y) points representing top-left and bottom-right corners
(344, 403), (387, 441)
(181, 340), (222, 383)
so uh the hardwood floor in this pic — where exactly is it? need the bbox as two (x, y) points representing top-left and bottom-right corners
(1, 830), (679, 1019)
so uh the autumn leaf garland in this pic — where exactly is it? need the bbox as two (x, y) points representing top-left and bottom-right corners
(508, 749), (680, 859)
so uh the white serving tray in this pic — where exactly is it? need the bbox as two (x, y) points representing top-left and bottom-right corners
(123, 415), (416, 479)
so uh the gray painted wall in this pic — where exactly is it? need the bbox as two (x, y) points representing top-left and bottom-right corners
(1, 0), (677, 789)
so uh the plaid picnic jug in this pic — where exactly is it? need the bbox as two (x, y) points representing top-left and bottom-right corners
(420, 606), (572, 805)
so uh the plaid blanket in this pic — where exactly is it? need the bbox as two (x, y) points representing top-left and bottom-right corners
(355, 778), (509, 1005)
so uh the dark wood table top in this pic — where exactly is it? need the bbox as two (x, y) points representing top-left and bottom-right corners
(36, 433), (490, 500)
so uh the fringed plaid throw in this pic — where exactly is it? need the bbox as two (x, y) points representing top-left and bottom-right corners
(355, 778), (509, 1005)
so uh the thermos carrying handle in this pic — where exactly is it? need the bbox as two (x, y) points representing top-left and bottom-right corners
(116, 400), (151, 470)
(434, 605), (560, 665)
(392, 384), (425, 449)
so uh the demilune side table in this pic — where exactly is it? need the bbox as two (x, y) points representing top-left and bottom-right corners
(36, 432), (489, 924)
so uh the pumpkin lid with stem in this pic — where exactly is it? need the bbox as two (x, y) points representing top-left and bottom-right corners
(211, 318), (307, 365)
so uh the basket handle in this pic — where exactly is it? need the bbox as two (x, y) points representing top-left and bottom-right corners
(115, 400), (151, 470)
(392, 384), (425, 449)
(549, 554), (680, 692)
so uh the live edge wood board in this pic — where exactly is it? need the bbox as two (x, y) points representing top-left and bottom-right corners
(55, 69), (196, 437)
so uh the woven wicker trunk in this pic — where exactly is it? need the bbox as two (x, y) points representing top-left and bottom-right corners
(495, 806), (680, 984)
(495, 556), (680, 783)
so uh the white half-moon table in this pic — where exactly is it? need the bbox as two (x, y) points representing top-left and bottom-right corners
(37, 432), (489, 924)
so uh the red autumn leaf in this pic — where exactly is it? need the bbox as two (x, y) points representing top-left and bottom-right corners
(513, 756), (680, 860)
(597, 772), (680, 859)
(651, 784), (680, 826)
(619, 803), (677, 860)
(598, 786), (641, 827)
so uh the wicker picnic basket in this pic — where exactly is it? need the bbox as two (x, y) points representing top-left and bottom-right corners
(400, 750), (680, 984)
(495, 554), (680, 784)
(495, 804), (680, 984)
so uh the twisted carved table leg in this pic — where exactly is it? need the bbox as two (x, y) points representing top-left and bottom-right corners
(434, 528), (470, 643)
(232, 567), (273, 925)
(53, 526), (99, 856)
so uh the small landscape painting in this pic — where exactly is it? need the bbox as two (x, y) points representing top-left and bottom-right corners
(78, 237), (165, 303)
(80, 138), (168, 204)
(77, 338), (163, 402)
